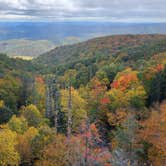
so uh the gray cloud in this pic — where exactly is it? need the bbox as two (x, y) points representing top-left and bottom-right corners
(0, 0), (165, 22)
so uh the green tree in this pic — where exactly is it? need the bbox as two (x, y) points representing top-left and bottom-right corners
(21, 104), (43, 127)
(0, 105), (13, 124)
(31, 126), (55, 160)
(8, 115), (28, 134)
(0, 75), (22, 111)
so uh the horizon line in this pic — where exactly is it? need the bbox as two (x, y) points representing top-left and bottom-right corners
(0, 20), (166, 24)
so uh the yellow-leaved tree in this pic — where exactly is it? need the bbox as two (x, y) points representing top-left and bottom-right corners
(0, 129), (20, 165)
(8, 115), (28, 134)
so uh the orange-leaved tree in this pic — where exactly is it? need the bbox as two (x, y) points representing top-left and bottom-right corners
(139, 100), (166, 165)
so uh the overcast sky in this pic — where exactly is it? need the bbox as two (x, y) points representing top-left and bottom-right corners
(0, 0), (165, 22)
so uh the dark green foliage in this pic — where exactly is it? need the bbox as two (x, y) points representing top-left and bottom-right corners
(136, 141), (152, 163)
(147, 72), (162, 105)
(122, 40), (166, 62)
(0, 53), (37, 74)
(130, 96), (146, 109)
(160, 66), (166, 100)
(0, 54), (38, 112)
(0, 106), (13, 124)
(0, 75), (22, 111)
(147, 66), (166, 106)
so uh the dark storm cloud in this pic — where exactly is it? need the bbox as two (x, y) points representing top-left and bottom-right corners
(0, 0), (165, 22)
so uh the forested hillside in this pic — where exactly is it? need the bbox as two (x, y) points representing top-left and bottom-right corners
(35, 34), (166, 87)
(36, 34), (166, 65)
(0, 35), (166, 165)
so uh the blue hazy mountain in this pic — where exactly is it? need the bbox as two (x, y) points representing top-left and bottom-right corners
(0, 22), (166, 44)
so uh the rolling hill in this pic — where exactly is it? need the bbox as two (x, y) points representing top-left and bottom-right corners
(35, 34), (166, 68)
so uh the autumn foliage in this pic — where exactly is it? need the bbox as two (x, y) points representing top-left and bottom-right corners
(139, 101), (166, 164)
(111, 68), (139, 91)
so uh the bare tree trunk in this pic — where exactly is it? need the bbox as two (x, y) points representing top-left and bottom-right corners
(45, 77), (53, 118)
(85, 118), (90, 166)
(32, 77), (37, 106)
(45, 80), (50, 118)
(67, 81), (72, 139)
(53, 90), (60, 134)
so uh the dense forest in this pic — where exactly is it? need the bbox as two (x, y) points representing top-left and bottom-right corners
(0, 34), (166, 165)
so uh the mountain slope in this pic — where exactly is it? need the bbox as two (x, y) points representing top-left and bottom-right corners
(0, 53), (37, 75)
(35, 34), (166, 68)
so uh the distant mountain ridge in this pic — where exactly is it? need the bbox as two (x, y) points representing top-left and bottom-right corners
(0, 22), (166, 43)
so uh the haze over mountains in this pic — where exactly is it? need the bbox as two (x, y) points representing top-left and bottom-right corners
(0, 39), (55, 58)
(0, 22), (166, 57)
(1, 22), (166, 41)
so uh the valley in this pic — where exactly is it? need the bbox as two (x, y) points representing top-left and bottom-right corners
(0, 34), (166, 165)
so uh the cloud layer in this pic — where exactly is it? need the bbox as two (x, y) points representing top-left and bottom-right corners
(0, 0), (165, 22)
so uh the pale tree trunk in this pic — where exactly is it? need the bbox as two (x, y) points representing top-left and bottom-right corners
(67, 81), (72, 139)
